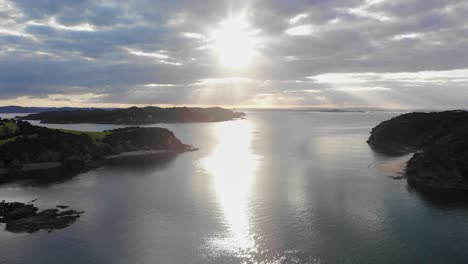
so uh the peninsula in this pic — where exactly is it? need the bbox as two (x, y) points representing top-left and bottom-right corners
(19, 106), (246, 124)
(0, 118), (195, 182)
(368, 110), (468, 191)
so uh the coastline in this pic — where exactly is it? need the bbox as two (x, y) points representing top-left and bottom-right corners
(105, 149), (174, 159)
(374, 153), (414, 179)
(0, 148), (195, 183)
(0, 162), (62, 175)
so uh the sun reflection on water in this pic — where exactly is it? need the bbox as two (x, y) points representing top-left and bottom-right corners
(201, 120), (258, 255)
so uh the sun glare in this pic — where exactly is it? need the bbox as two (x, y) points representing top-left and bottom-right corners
(212, 15), (258, 68)
(200, 120), (258, 253)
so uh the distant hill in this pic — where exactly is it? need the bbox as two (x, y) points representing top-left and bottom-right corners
(0, 106), (103, 113)
(238, 107), (411, 113)
(19, 106), (246, 124)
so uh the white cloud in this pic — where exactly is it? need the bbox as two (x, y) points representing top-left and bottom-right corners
(392, 33), (424, 41)
(124, 48), (169, 59)
(181, 32), (206, 39)
(289, 13), (308, 25)
(342, 0), (393, 22)
(328, 86), (391, 91)
(0, 28), (36, 40)
(310, 69), (468, 84)
(285, 25), (314, 36)
(191, 77), (257, 86)
(28, 17), (96, 32)
(302, 89), (323, 93)
(144, 83), (178, 87)
(124, 48), (184, 66)
(309, 73), (372, 84)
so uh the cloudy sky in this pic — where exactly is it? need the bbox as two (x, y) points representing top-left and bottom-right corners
(1, 0), (467, 109)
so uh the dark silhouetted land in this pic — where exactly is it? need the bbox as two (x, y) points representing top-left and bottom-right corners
(368, 110), (468, 191)
(0, 118), (194, 182)
(19, 106), (246, 124)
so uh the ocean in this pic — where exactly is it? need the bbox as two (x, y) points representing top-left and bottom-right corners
(1, 111), (468, 264)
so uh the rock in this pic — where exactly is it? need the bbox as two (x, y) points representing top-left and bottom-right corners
(0, 201), (82, 233)
(6, 214), (80, 233)
(39, 209), (59, 216)
(56, 205), (69, 209)
(5, 205), (38, 221)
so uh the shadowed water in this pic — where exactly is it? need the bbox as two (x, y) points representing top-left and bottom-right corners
(1, 112), (468, 263)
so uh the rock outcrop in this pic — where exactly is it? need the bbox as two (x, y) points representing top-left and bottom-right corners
(0, 201), (82, 233)
(368, 110), (468, 191)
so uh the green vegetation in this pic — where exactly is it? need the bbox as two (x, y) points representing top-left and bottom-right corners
(368, 110), (468, 190)
(20, 106), (246, 124)
(0, 136), (19, 145)
(0, 121), (18, 138)
(59, 129), (113, 142)
(0, 121), (19, 145)
(4, 122), (18, 131)
(0, 123), (110, 145)
(0, 119), (189, 171)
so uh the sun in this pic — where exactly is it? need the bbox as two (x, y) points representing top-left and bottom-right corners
(212, 15), (258, 68)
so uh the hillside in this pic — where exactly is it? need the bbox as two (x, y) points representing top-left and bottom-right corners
(368, 110), (468, 190)
(0, 119), (192, 176)
(19, 106), (246, 124)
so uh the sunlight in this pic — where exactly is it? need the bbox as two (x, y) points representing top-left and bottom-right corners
(211, 15), (258, 68)
(200, 120), (258, 253)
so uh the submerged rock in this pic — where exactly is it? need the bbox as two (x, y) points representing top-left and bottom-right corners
(0, 201), (82, 233)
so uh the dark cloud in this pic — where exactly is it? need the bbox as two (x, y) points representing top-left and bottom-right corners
(1, 0), (468, 108)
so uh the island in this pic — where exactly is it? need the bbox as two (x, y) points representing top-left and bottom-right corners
(19, 106), (246, 124)
(0, 118), (196, 182)
(368, 110), (468, 191)
(0, 106), (102, 113)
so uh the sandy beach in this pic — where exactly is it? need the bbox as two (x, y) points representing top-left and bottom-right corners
(374, 153), (415, 179)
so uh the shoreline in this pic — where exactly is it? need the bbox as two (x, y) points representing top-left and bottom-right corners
(105, 149), (174, 159)
(0, 162), (62, 175)
(374, 153), (415, 179)
(0, 148), (196, 182)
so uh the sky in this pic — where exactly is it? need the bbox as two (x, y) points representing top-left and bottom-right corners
(0, 0), (468, 109)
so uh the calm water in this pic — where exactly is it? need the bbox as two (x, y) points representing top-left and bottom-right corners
(1, 112), (468, 264)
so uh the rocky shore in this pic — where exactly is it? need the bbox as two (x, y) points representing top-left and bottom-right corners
(368, 110), (468, 191)
(0, 201), (82, 233)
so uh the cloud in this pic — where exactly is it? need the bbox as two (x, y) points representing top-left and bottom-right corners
(285, 25), (314, 36)
(0, 0), (468, 109)
(27, 17), (97, 32)
(289, 13), (309, 25)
